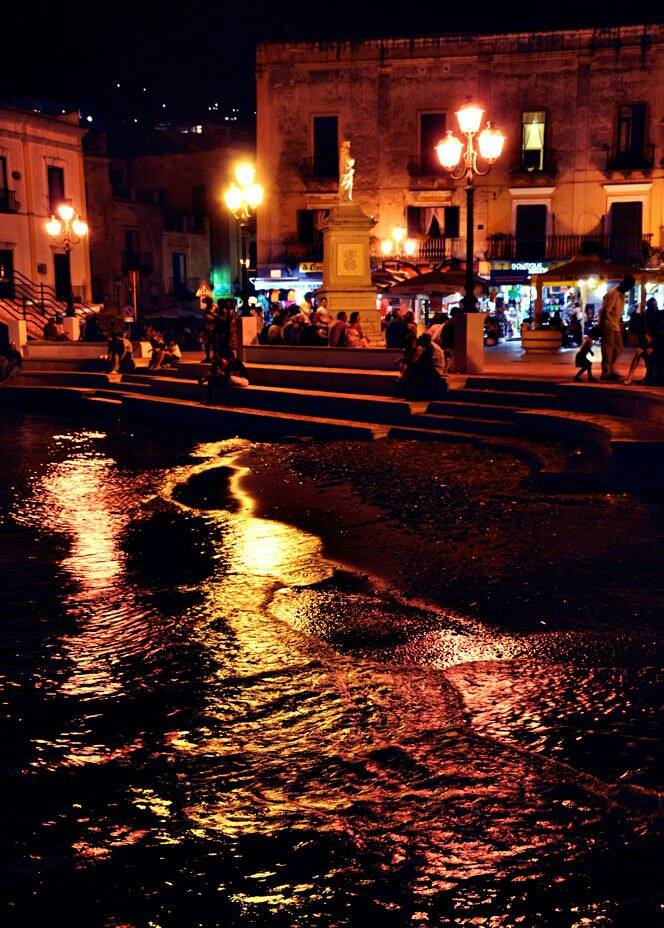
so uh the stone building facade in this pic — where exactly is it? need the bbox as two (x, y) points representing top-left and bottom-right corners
(256, 24), (664, 291)
(0, 105), (91, 304)
(84, 129), (254, 312)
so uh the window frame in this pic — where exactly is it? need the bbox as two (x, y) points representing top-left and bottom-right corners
(520, 109), (548, 173)
(311, 114), (339, 178)
(418, 111), (448, 174)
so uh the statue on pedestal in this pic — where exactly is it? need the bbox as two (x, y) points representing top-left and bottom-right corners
(338, 140), (355, 202)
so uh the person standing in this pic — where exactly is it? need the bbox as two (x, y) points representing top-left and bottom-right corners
(598, 275), (635, 381)
(201, 297), (217, 363)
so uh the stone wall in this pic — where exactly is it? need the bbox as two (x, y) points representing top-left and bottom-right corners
(256, 25), (664, 270)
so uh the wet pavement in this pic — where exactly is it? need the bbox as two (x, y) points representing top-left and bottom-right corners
(1, 409), (663, 927)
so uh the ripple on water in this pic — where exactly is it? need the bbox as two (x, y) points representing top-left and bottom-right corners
(1, 416), (664, 927)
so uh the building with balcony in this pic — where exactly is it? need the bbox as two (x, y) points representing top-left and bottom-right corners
(0, 104), (91, 317)
(84, 127), (254, 311)
(256, 24), (664, 296)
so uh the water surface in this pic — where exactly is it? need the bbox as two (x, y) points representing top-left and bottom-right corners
(1, 410), (662, 927)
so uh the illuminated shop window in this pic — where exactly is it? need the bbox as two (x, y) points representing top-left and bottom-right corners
(521, 111), (546, 171)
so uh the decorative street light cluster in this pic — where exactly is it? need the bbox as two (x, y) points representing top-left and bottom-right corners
(436, 103), (505, 312)
(223, 162), (264, 315)
(381, 225), (418, 260)
(45, 203), (89, 315)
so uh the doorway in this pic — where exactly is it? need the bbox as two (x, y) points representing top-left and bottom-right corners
(515, 205), (547, 261)
(608, 201), (642, 261)
(172, 252), (188, 299)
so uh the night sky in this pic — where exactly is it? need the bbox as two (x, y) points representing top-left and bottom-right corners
(2, 1), (661, 127)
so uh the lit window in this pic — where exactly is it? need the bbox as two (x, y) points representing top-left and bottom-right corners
(521, 111), (546, 171)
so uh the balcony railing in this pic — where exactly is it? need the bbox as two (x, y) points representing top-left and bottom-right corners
(166, 277), (201, 300)
(298, 156), (338, 182)
(0, 189), (20, 213)
(486, 233), (653, 263)
(121, 251), (153, 275)
(370, 236), (466, 264)
(163, 214), (208, 234)
(606, 144), (655, 172)
(407, 156), (450, 178)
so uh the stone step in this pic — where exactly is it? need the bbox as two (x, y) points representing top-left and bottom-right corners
(131, 363), (404, 397)
(387, 425), (481, 443)
(427, 400), (517, 421)
(464, 376), (560, 394)
(245, 344), (403, 370)
(116, 377), (416, 425)
(409, 412), (518, 437)
(247, 363), (402, 396)
(449, 387), (559, 409)
(119, 392), (390, 440)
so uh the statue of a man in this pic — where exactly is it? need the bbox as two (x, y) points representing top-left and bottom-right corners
(338, 140), (355, 202)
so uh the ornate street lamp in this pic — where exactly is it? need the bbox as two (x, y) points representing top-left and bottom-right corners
(45, 202), (88, 315)
(380, 226), (418, 261)
(223, 162), (264, 315)
(436, 104), (505, 312)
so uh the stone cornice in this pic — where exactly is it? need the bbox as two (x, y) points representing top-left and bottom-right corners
(257, 23), (661, 64)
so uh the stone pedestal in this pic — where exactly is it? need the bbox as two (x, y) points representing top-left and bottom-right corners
(454, 313), (485, 374)
(8, 319), (27, 349)
(317, 204), (380, 343)
(241, 316), (258, 346)
(63, 316), (80, 342)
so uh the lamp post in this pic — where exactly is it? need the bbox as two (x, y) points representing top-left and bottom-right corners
(45, 202), (88, 316)
(436, 105), (505, 313)
(223, 162), (264, 316)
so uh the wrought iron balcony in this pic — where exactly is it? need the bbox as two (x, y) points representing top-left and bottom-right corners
(298, 156), (338, 182)
(407, 156), (450, 178)
(371, 236), (466, 264)
(163, 214), (208, 234)
(0, 189), (20, 213)
(486, 233), (653, 264)
(605, 144), (655, 172)
(121, 251), (153, 275)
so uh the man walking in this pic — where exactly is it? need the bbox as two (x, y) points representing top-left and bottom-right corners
(598, 275), (635, 381)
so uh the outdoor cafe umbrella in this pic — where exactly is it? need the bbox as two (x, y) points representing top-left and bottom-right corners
(387, 265), (488, 297)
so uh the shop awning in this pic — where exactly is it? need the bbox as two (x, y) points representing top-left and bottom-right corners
(386, 266), (488, 297)
(535, 254), (638, 284)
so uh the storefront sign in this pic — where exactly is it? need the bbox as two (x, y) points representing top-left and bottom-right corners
(510, 262), (549, 274)
(490, 270), (530, 286)
(299, 262), (323, 274)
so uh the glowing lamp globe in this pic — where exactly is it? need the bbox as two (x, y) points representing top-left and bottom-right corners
(403, 238), (417, 257)
(224, 184), (243, 212)
(245, 183), (264, 210)
(72, 219), (88, 237)
(478, 123), (505, 162)
(391, 225), (406, 244)
(436, 131), (463, 170)
(46, 217), (62, 236)
(57, 203), (75, 222)
(234, 163), (255, 187)
(380, 238), (394, 256)
(456, 104), (484, 135)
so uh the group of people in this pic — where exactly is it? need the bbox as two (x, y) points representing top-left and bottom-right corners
(256, 294), (372, 348)
(573, 276), (664, 386)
